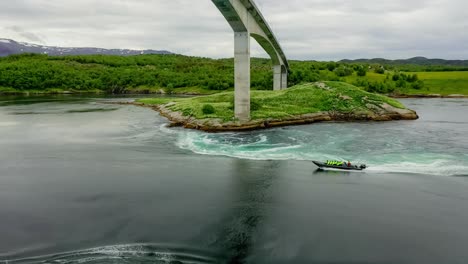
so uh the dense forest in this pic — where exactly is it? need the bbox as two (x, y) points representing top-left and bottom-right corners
(0, 53), (462, 95)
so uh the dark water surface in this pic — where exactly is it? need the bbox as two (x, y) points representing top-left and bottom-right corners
(1, 96), (468, 264)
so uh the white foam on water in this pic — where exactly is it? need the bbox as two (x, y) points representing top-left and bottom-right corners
(367, 160), (468, 177)
(159, 123), (180, 135)
(160, 126), (468, 177)
(5, 243), (222, 264)
(174, 130), (343, 162)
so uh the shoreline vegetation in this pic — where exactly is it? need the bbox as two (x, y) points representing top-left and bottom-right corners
(0, 53), (466, 130)
(130, 82), (418, 132)
(1, 83), (467, 99)
(1, 86), (467, 98)
(1, 53), (468, 98)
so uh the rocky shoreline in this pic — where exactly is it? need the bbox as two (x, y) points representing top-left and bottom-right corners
(118, 101), (419, 132)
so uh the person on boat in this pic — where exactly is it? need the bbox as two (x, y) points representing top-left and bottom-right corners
(347, 161), (351, 167)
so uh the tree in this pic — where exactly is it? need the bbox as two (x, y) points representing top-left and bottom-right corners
(327, 62), (337, 71)
(356, 66), (367, 77)
(411, 80), (424, 90)
(407, 74), (419, 83)
(374, 66), (385, 74)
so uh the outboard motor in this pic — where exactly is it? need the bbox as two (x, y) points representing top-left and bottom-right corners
(360, 164), (367, 169)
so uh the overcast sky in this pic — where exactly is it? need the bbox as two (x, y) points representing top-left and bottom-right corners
(1, 0), (467, 60)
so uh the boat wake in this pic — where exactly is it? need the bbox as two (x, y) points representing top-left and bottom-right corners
(2, 244), (220, 264)
(176, 131), (304, 161)
(159, 125), (468, 177)
(366, 160), (468, 177)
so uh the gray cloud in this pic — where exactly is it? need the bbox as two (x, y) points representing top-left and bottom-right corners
(5, 26), (45, 44)
(0, 0), (466, 60)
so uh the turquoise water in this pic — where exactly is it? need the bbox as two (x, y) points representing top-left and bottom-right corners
(171, 99), (468, 176)
(1, 96), (468, 264)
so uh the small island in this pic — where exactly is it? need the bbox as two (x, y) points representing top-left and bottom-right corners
(134, 81), (418, 132)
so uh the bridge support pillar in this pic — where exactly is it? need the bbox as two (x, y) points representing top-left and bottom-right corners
(234, 32), (251, 122)
(273, 65), (282, 91)
(274, 65), (288, 90)
(281, 67), (288, 89)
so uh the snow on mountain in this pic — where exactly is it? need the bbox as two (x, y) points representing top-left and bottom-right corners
(0, 38), (173, 57)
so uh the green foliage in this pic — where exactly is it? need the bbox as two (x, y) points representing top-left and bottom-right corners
(364, 81), (396, 94)
(0, 53), (239, 93)
(374, 66), (385, 74)
(407, 74), (419, 83)
(334, 66), (354, 77)
(251, 100), (261, 111)
(139, 82), (407, 121)
(166, 83), (175, 94)
(356, 66), (367, 77)
(327, 62), (337, 71)
(396, 79), (407, 88)
(182, 108), (193, 116)
(0, 53), (467, 96)
(202, 104), (215, 114)
(411, 80), (424, 90)
(139, 97), (174, 105)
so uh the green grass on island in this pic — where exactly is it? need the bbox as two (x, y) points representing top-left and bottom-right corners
(138, 82), (406, 121)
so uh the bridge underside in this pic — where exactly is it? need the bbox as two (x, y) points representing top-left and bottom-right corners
(212, 0), (289, 121)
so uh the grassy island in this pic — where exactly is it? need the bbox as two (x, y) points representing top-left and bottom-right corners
(136, 82), (418, 132)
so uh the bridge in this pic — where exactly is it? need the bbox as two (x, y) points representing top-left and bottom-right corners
(211, 0), (289, 121)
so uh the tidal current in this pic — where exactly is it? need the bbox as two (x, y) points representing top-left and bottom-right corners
(1, 95), (468, 263)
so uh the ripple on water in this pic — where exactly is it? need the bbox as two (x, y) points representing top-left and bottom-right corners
(159, 123), (468, 177)
(4, 244), (221, 264)
(9, 107), (119, 115)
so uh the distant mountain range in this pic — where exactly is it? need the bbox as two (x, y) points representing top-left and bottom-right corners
(340, 57), (468, 67)
(1, 38), (467, 67)
(0, 38), (173, 57)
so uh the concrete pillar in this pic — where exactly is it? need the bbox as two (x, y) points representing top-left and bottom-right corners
(281, 67), (288, 89)
(273, 65), (282, 91)
(234, 32), (250, 122)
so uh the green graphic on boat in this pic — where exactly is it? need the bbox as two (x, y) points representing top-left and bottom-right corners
(326, 160), (344, 166)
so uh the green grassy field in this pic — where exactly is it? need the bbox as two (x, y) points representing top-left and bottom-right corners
(407, 71), (468, 95)
(138, 82), (406, 121)
(343, 71), (468, 95)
